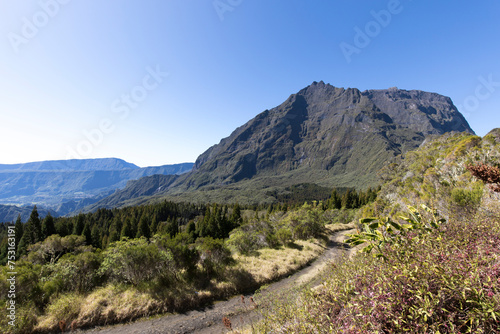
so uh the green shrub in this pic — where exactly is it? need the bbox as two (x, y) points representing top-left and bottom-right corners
(99, 238), (174, 285)
(451, 182), (483, 207)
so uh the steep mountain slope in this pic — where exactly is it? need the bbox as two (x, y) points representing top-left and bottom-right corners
(91, 82), (473, 207)
(0, 158), (193, 219)
(183, 82), (471, 190)
(82, 174), (180, 212)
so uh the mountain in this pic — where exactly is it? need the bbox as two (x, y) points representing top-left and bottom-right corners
(0, 204), (51, 223)
(0, 158), (193, 220)
(89, 82), (474, 207)
(0, 158), (139, 172)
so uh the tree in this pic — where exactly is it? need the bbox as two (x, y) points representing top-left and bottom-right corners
(120, 218), (134, 239)
(329, 189), (342, 209)
(136, 215), (151, 239)
(15, 215), (23, 250)
(17, 206), (42, 257)
(91, 225), (101, 248)
(41, 213), (56, 239)
(73, 213), (85, 235)
(230, 203), (242, 227)
(82, 222), (92, 245)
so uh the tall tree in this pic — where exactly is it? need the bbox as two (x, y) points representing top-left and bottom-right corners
(14, 215), (23, 250)
(17, 206), (41, 257)
(120, 218), (134, 239)
(41, 213), (56, 239)
(73, 213), (85, 235)
(136, 215), (151, 239)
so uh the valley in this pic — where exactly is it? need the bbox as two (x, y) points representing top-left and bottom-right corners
(0, 84), (498, 334)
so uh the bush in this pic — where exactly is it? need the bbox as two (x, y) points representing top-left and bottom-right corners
(99, 238), (174, 285)
(196, 237), (231, 277)
(151, 232), (199, 280)
(282, 202), (325, 240)
(45, 251), (102, 293)
(275, 227), (293, 246)
(451, 182), (483, 207)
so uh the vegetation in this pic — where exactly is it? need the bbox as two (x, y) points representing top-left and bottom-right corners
(3, 129), (499, 333)
(0, 184), (369, 333)
(257, 210), (500, 333)
(254, 130), (500, 333)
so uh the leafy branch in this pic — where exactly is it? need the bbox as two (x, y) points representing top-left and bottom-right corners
(345, 205), (445, 260)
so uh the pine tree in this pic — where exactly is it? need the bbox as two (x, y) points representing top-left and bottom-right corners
(136, 215), (151, 239)
(150, 214), (159, 235)
(41, 213), (56, 239)
(73, 213), (85, 235)
(341, 190), (353, 209)
(120, 218), (133, 239)
(82, 222), (92, 245)
(17, 206), (41, 257)
(230, 203), (242, 227)
(14, 215), (23, 250)
(91, 225), (101, 248)
(330, 189), (342, 209)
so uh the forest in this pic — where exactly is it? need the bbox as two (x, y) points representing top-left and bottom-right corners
(0, 186), (377, 333)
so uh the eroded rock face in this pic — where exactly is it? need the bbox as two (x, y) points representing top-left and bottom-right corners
(185, 81), (473, 189)
(92, 82), (475, 208)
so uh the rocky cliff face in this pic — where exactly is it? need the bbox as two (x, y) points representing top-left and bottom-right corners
(182, 82), (473, 190)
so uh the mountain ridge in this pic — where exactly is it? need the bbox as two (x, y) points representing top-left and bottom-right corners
(0, 159), (194, 221)
(84, 82), (474, 208)
(0, 158), (139, 172)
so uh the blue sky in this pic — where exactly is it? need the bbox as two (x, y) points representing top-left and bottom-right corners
(1, 1), (499, 167)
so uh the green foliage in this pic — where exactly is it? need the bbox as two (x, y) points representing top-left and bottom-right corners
(99, 238), (174, 285)
(275, 227), (293, 245)
(26, 234), (87, 265)
(136, 215), (151, 239)
(195, 237), (231, 276)
(227, 228), (260, 255)
(451, 182), (484, 207)
(346, 205), (445, 259)
(41, 213), (56, 240)
(17, 206), (42, 257)
(283, 202), (325, 240)
(45, 251), (102, 293)
(151, 232), (199, 279)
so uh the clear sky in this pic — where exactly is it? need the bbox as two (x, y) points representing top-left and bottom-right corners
(1, 1), (499, 167)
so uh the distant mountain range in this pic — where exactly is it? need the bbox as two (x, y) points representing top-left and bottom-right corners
(82, 82), (474, 210)
(0, 158), (193, 221)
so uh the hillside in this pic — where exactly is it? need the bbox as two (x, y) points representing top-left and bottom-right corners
(91, 82), (473, 208)
(256, 129), (500, 333)
(0, 204), (51, 223)
(0, 159), (193, 221)
(365, 128), (500, 219)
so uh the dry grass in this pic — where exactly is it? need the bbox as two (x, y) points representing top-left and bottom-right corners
(233, 239), (325, 284)
(31, 225), (350, 333)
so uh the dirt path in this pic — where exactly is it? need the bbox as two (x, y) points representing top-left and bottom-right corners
(77, 230), (353, 334)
